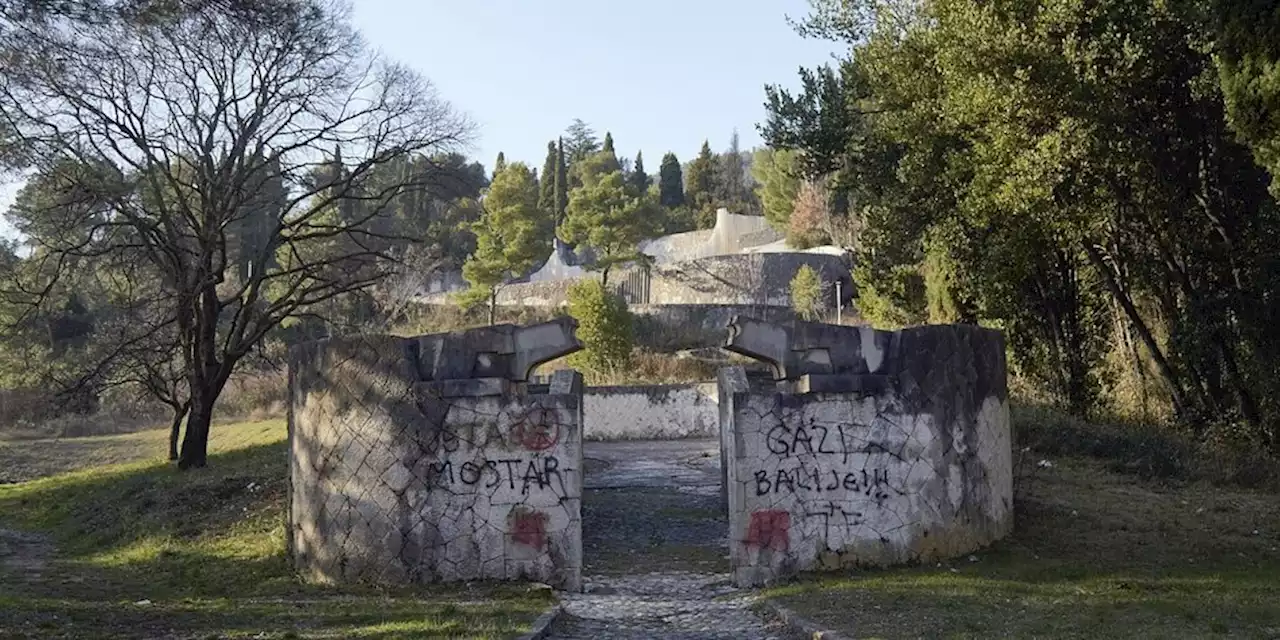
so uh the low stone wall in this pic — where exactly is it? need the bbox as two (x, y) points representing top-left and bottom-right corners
(583, 384), (718, 440)
(288, 335), (584, 590)
(494, 277), (592, 307)
(719, 323), (1012, 587)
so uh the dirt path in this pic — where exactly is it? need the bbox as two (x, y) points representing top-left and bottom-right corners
(548, 440), (794, 639)
(0, 527), (52, 579)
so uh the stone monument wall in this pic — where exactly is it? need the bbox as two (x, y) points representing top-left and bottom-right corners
(288, 320), (584, 590)
(719, 320), (1012, 587)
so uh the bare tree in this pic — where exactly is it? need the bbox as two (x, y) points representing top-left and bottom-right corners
(0, 0), (472, 467)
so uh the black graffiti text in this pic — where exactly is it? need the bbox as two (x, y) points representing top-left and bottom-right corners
(422, 455), (562, 495)
(754, 465), (892, 500)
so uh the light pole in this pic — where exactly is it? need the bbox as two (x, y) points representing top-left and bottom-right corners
(835, 279), (843, 324)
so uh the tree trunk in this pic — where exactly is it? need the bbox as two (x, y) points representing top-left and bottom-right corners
(489, 288), (497, 326)
(179, 371), (229, 469)
(178, 283), (233, 469)
(1083, 241), (1190, 420)
(167, 402), (190, 461)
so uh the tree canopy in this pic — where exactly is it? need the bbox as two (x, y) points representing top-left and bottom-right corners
(763, 0), (1280, 452)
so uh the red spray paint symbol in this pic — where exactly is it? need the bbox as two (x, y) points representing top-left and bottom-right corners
(512, 407), (560, 451)
(745, 510), (790, 552)
(511, 509), (549, 549)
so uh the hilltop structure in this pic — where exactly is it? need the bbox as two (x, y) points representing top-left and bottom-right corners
(422, 209), (850, 309)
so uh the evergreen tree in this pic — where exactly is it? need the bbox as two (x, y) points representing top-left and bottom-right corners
(751, 147), (801, 231)
(561, 165), (661, 286)
(658, 152), (685, 208)
(554, 138), (569, 225)
(461, 162), (549, 324)
(629, 151), (650, 195)
(596, 131), (621, 175)
(563, 118), (600, 164)
(684, 140), (719, 228)
(715, 129), (753, 214)
(538, 140), (557, 213)
(493, 151), (506, 176)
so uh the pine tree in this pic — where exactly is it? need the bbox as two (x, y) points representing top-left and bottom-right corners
(563, 118), (600, 164)
(658, 152), (684, 209)
(494, 151), (506, 176)
(462, 162), (549, 324)
(602, 132), (614, 154)
(630, 151), (650, 195)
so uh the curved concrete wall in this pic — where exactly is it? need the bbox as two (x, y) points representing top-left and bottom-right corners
(495, 253), (850, 308)
(720, 324), (1012, 587)
(648, 253), (848, 306)
(639, 209), (780, 262)
(583, 384), (718, 440)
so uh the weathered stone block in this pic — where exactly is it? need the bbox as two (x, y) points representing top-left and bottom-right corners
(288, 326), (584, 591)
(720, 320), (1012, 587)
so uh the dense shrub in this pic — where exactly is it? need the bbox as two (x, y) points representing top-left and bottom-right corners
(566, 280), (633, 373)
(790, 265), (824, 321)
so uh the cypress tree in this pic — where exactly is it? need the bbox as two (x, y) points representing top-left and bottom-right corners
(538, 140), (557, 213)
(630, 151), (650, 195)
(493, 151), (506, 177)
(598, 131), (621, 175)
(658, 152), (684, 208)
(554, 138), (569, 226)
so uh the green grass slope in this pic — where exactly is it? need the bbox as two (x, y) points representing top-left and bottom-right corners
(0, 420), (553, 640)
(763, 455), (1280, 639)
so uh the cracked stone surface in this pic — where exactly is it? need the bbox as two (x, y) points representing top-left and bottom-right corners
(289, 334), (584, 590)
(720, 323), (1014, 587)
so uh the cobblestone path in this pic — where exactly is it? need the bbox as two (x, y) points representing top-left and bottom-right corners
(546, 440), (794, 639)
(549, 572), (788, 640)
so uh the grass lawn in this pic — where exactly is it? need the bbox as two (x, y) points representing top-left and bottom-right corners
(0, 420), (555, 639)
(763, 456), (1280, 639)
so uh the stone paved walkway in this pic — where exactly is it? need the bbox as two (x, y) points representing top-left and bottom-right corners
(549, 572), (788, 639)
(546, 440), (794, 639)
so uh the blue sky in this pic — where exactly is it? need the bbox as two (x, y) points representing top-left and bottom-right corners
(349, 0), (845, 169)
(1, 1), (843, 240)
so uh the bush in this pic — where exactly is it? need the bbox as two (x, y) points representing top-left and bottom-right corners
(790, 264), (824, 321)
(1012, 402), (1280, 490)
(566, 280), (633, 373)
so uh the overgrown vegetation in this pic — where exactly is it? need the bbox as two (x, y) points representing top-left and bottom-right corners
(761, 0), (1280, 459)
(764, 454), (1280, 638)
(0, 420), (553, 639)
(763, 404), (1280, 638)
(789, 264), (824, 321)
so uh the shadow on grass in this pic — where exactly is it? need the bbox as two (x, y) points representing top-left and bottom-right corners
(0, 441), (553, 640)
(765, 457), (1280, 638)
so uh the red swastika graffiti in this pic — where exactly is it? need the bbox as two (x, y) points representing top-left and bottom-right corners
(745, 510), (790, 551)
(512, 407), (560, 451)
(510, 509), (548, 549)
